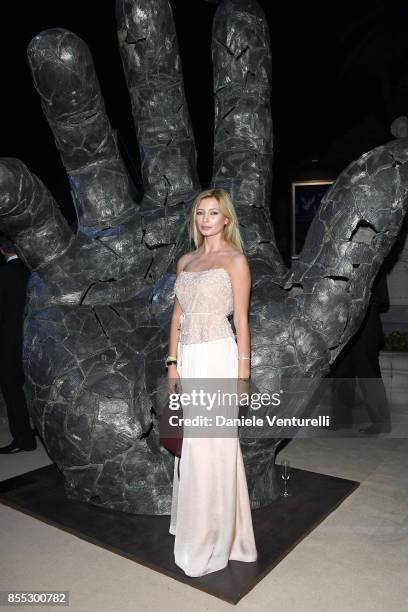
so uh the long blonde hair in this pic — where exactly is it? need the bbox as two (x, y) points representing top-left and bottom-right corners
(188, 188), (245, 253)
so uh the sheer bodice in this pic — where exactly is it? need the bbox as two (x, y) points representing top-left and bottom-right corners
(174, 268), (235, 345)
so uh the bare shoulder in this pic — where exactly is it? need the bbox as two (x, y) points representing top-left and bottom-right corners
(228, 251), (250, 275)
(176, 251), (196, 273)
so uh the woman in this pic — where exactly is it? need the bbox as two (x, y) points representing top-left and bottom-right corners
(166, 187), (258, 577)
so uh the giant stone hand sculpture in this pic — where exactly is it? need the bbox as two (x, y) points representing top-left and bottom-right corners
(0, 0), (408, 514)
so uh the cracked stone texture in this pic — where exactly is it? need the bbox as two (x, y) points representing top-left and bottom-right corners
(0, 0), (408, 514)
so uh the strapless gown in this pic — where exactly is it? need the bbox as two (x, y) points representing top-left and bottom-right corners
(168, 267), (257, 577)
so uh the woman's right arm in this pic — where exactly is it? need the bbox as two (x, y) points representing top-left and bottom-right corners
(167, 255), (187, 382)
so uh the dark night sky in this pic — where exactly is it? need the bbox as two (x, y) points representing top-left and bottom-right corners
(1, 0), (407, 229)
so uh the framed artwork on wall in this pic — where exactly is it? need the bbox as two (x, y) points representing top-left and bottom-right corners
(291, 179), (335, 262)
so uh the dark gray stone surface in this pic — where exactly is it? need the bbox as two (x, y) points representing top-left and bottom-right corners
(0, 0), (407, 514)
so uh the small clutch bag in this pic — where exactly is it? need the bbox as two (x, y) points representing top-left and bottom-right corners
(160, 395), (183, 458)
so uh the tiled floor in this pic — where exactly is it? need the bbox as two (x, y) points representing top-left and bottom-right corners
(0, 415), (407, 612)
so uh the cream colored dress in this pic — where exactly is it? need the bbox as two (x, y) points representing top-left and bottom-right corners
(169, 268), (257, 577)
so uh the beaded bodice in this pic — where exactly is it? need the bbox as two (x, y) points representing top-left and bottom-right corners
(174, 268), (235, 344)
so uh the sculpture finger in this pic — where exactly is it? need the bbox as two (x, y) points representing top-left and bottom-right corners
(27, 29), (136, 231)
(212, 0), (285, 277)
(285, 140), (408, 371)
(0, 158), (73, 270)
(116, 0), (200, 210)
(0, 158), (146, 303)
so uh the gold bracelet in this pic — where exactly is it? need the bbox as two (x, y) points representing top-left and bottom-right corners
(167, 354), (177, 360)
(238, 355), (251, 360)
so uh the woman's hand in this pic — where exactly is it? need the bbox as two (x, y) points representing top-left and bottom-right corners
(167, 365), (182, 395)
(237, 378), (250, 409)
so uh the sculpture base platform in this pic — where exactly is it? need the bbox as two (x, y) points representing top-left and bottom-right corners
(0, 464), (359, 605)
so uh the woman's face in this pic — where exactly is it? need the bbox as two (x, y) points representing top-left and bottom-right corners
(195, 197), (228, 236)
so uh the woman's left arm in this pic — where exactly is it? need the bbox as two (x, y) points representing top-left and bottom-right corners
(229, 254), (251, 379)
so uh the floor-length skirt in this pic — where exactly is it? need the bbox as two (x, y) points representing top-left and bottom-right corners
(169, 336), (258, 577)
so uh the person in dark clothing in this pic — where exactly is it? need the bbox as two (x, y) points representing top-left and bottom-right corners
(0, 235), (36, 453)
(330, 267), (392, 434)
